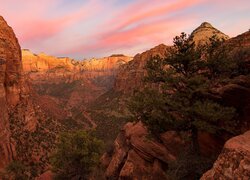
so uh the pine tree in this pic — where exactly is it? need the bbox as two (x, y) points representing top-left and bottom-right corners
(130, 32), (239, 154)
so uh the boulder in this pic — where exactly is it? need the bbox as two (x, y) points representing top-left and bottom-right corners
(201, 131), (250, 179)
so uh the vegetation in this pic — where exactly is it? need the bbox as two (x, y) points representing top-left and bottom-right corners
(129, 32), (248, 178)
(51, 130), (104, 180)
(0, 161), (28, 180)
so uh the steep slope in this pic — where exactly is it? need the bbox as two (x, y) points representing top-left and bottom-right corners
(114, 44), (170, 93)
(0, 15), (22, 169)
(0, 16), (63, 178)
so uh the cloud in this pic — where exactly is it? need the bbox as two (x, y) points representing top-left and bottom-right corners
(0, 0), (249, 59)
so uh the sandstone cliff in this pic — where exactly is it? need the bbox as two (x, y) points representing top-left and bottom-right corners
(201, 130), (250, 179)
(101, 121), (183, 179)
(0, 15), (22, 169)
(21, 50), (132, 116)
(22, 50), (132, 76)
(0, 16), (62, 178)
(114, 44), (170, 93)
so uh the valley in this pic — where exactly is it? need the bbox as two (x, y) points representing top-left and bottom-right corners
(0, 8), (250, 180)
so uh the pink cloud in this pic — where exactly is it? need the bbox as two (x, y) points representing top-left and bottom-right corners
(0, 0), (101, 43)
(66, 15), (196, 56)
(105, 0), (205, 32)
(62, 0), (202, 56)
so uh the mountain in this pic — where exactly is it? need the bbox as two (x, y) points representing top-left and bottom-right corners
(114, 44), (170, 93)
(114, 22), (230, 94)
(190, 22), (229, 44)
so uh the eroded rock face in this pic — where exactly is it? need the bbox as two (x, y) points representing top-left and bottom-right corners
(114, 44), (170, 93)
(201, 131), (250, 179)
(190, 22), (229, 45)
(0, 15), (22, 169)
(22, 50), (132, 77)
(102, 121), (184, 179)
(0, 17), (60, 177)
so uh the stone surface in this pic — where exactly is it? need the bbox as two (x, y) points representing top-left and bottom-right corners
(0, 15), (22, 169)
(190, 22), (229, 45)
(114, 44), (170, 93)
(0, 16), (61, 178)
(103, 121), (181, 179)
(201, 131), (250, 179)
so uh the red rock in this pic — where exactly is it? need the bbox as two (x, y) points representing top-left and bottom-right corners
(0, 15), (21, 169)
(36, 170), (53, 180)
(201, 131), (250, 179)
(104, 122), (181, 179)
(105, 132), (129, 178)
(114, 44), (170, 94)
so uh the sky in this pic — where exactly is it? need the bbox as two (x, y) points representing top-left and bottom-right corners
(0, 0), (250, 59)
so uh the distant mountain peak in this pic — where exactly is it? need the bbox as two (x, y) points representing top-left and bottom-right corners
(199, 22), (214, 28)
(190, 22), (229, 44)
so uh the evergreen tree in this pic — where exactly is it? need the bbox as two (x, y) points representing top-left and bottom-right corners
(130, 32), (240, 154)
(51, 130), (103, 180)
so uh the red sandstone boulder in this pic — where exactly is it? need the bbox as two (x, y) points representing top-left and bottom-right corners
(201, 131), (250, 179)
(104, 121), (183, 179)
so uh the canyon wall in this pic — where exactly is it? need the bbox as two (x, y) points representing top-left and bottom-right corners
(0, 16), (61, 177)
(0, 15), (22, 169)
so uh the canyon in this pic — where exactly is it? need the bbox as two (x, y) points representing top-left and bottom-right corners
(0, 14), (250, 179)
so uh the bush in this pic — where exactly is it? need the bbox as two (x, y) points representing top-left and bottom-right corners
(51, 130), (104, 179)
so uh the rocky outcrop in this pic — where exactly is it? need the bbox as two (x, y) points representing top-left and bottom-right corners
(22, 50), (132, 76)
(102, 122), (185, 179)
(114, 44), (170, 93)
(190, 22), (229, 45)
(0, 15), (22, 169)
(201, 130), (250, 179)
(22, 50), (78, 72)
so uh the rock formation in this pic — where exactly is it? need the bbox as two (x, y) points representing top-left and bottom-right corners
(190, 22), (229, 45)
(101, 121), (184, 179)
(0, 16), (61, 178)
(201, 130), (250, 179)
(114, 44), (170, 93)
(22, 49), (132, 76)
(0, 15), (22, 169)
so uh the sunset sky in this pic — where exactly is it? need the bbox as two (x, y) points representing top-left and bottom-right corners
(1, 0), (250, 59)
